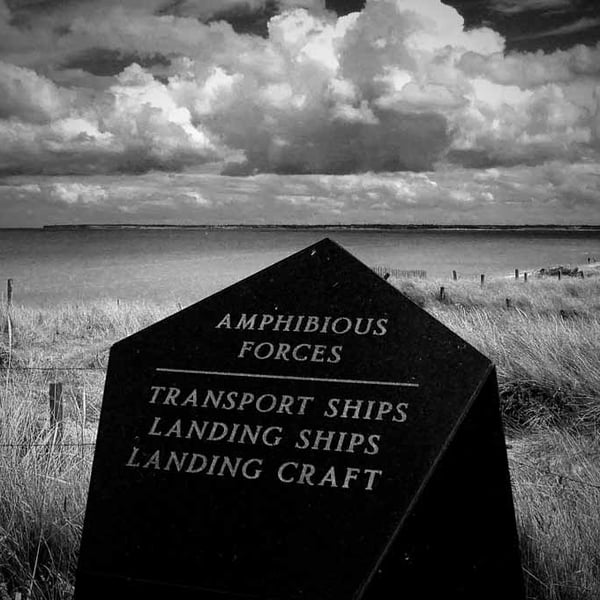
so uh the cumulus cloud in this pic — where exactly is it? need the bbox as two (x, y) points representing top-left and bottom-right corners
(48, 182), (109, 205)
(0, 62), (220, 175)
(459, 43), (600, 87)
(0, 61), (74, 122)
(0, 0), (599, 176)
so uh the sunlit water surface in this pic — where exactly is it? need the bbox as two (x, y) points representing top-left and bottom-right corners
(1, 229), (599, 306)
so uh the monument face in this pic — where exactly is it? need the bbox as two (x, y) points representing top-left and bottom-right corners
(75, 238), (524, 600)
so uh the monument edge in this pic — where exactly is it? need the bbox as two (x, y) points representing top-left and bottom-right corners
(109, 237), (493, 368)
(353, 362), (498, 600)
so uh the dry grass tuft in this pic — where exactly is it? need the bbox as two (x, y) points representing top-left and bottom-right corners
(509, 430), (600, 600)
(1, 371), (96, 599)
(394, 276), (600, 429)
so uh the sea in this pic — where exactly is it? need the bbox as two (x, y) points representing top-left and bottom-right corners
(1, 228), (599, 306)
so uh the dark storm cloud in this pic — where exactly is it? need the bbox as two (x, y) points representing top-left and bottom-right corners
(63, 48), (170, 77)
(62, 48), (170, 77)
(162, 1), (363, 37)
(489, 0), (575, 14)
(444, 0), (600, 51)
(512, 16), (600, 41)
(224, 109), (450, 175)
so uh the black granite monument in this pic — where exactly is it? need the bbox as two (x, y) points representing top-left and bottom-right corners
(75, 238), (524, 600)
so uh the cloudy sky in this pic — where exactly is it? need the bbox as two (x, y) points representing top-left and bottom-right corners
(0, 0), (599, 226)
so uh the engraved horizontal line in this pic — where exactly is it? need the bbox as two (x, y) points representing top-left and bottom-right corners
(155, 368), (419, 388)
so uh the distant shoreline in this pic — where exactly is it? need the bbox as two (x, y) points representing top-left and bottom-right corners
(40, 223), (600, 232)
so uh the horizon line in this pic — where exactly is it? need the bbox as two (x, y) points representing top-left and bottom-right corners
(1, 223), (600, 231)
(32, 222), (600, 229)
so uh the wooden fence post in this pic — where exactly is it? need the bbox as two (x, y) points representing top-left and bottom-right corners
(557, 270), (561, 281)
(452, 270), (457, 281)
(3, 280), (13, 362)
(515, 269), (519, 279)
(80, 386), (87, 459)
(505, 298), (511, 309)
(49, 382), (64, 440)
(439, 286), (446, 301)
(524, 272), (528, 282)
(480, 274), (485, 286)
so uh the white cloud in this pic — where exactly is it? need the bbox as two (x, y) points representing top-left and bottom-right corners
(2, 161), (599, 225)
(459, 44), (600, 88)
(0, 63), (220, 174)
(49, 182), (108, 205)
(0, 61), (74, 123)
(182, 191), (211, 205)
(0, 0), (599, 177)
(107, 64), (216, 159)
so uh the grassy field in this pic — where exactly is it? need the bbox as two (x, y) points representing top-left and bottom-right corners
(0, 271), (599, 599)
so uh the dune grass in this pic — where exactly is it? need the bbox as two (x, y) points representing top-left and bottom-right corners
(395, 275), (600, 429)
(0, 372), (94, 600)
(510, 430), (600, 600)
(0, 273), (599, 599)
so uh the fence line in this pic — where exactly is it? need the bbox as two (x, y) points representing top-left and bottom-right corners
(510, 458), (600, 491)
(0, 442), (96, 448)
(372, 266), (427, 279)
(1, 364), (102, 452)
(0, 366), (106, 371)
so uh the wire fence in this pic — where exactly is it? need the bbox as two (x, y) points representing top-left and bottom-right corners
(1, 366), (106, 371)
(1, 364), (103, 451)
(1, 365), (598, 493)
(0, 442), (96, 448)
(1, 276), (598, 488)
(509, 458), (600, 491)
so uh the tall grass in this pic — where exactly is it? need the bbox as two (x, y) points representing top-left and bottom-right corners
(0, 274), (598, 598)
(0, 372), (94, 599)
(394, 276), (600, 429)
(2, 300), (170, 367)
